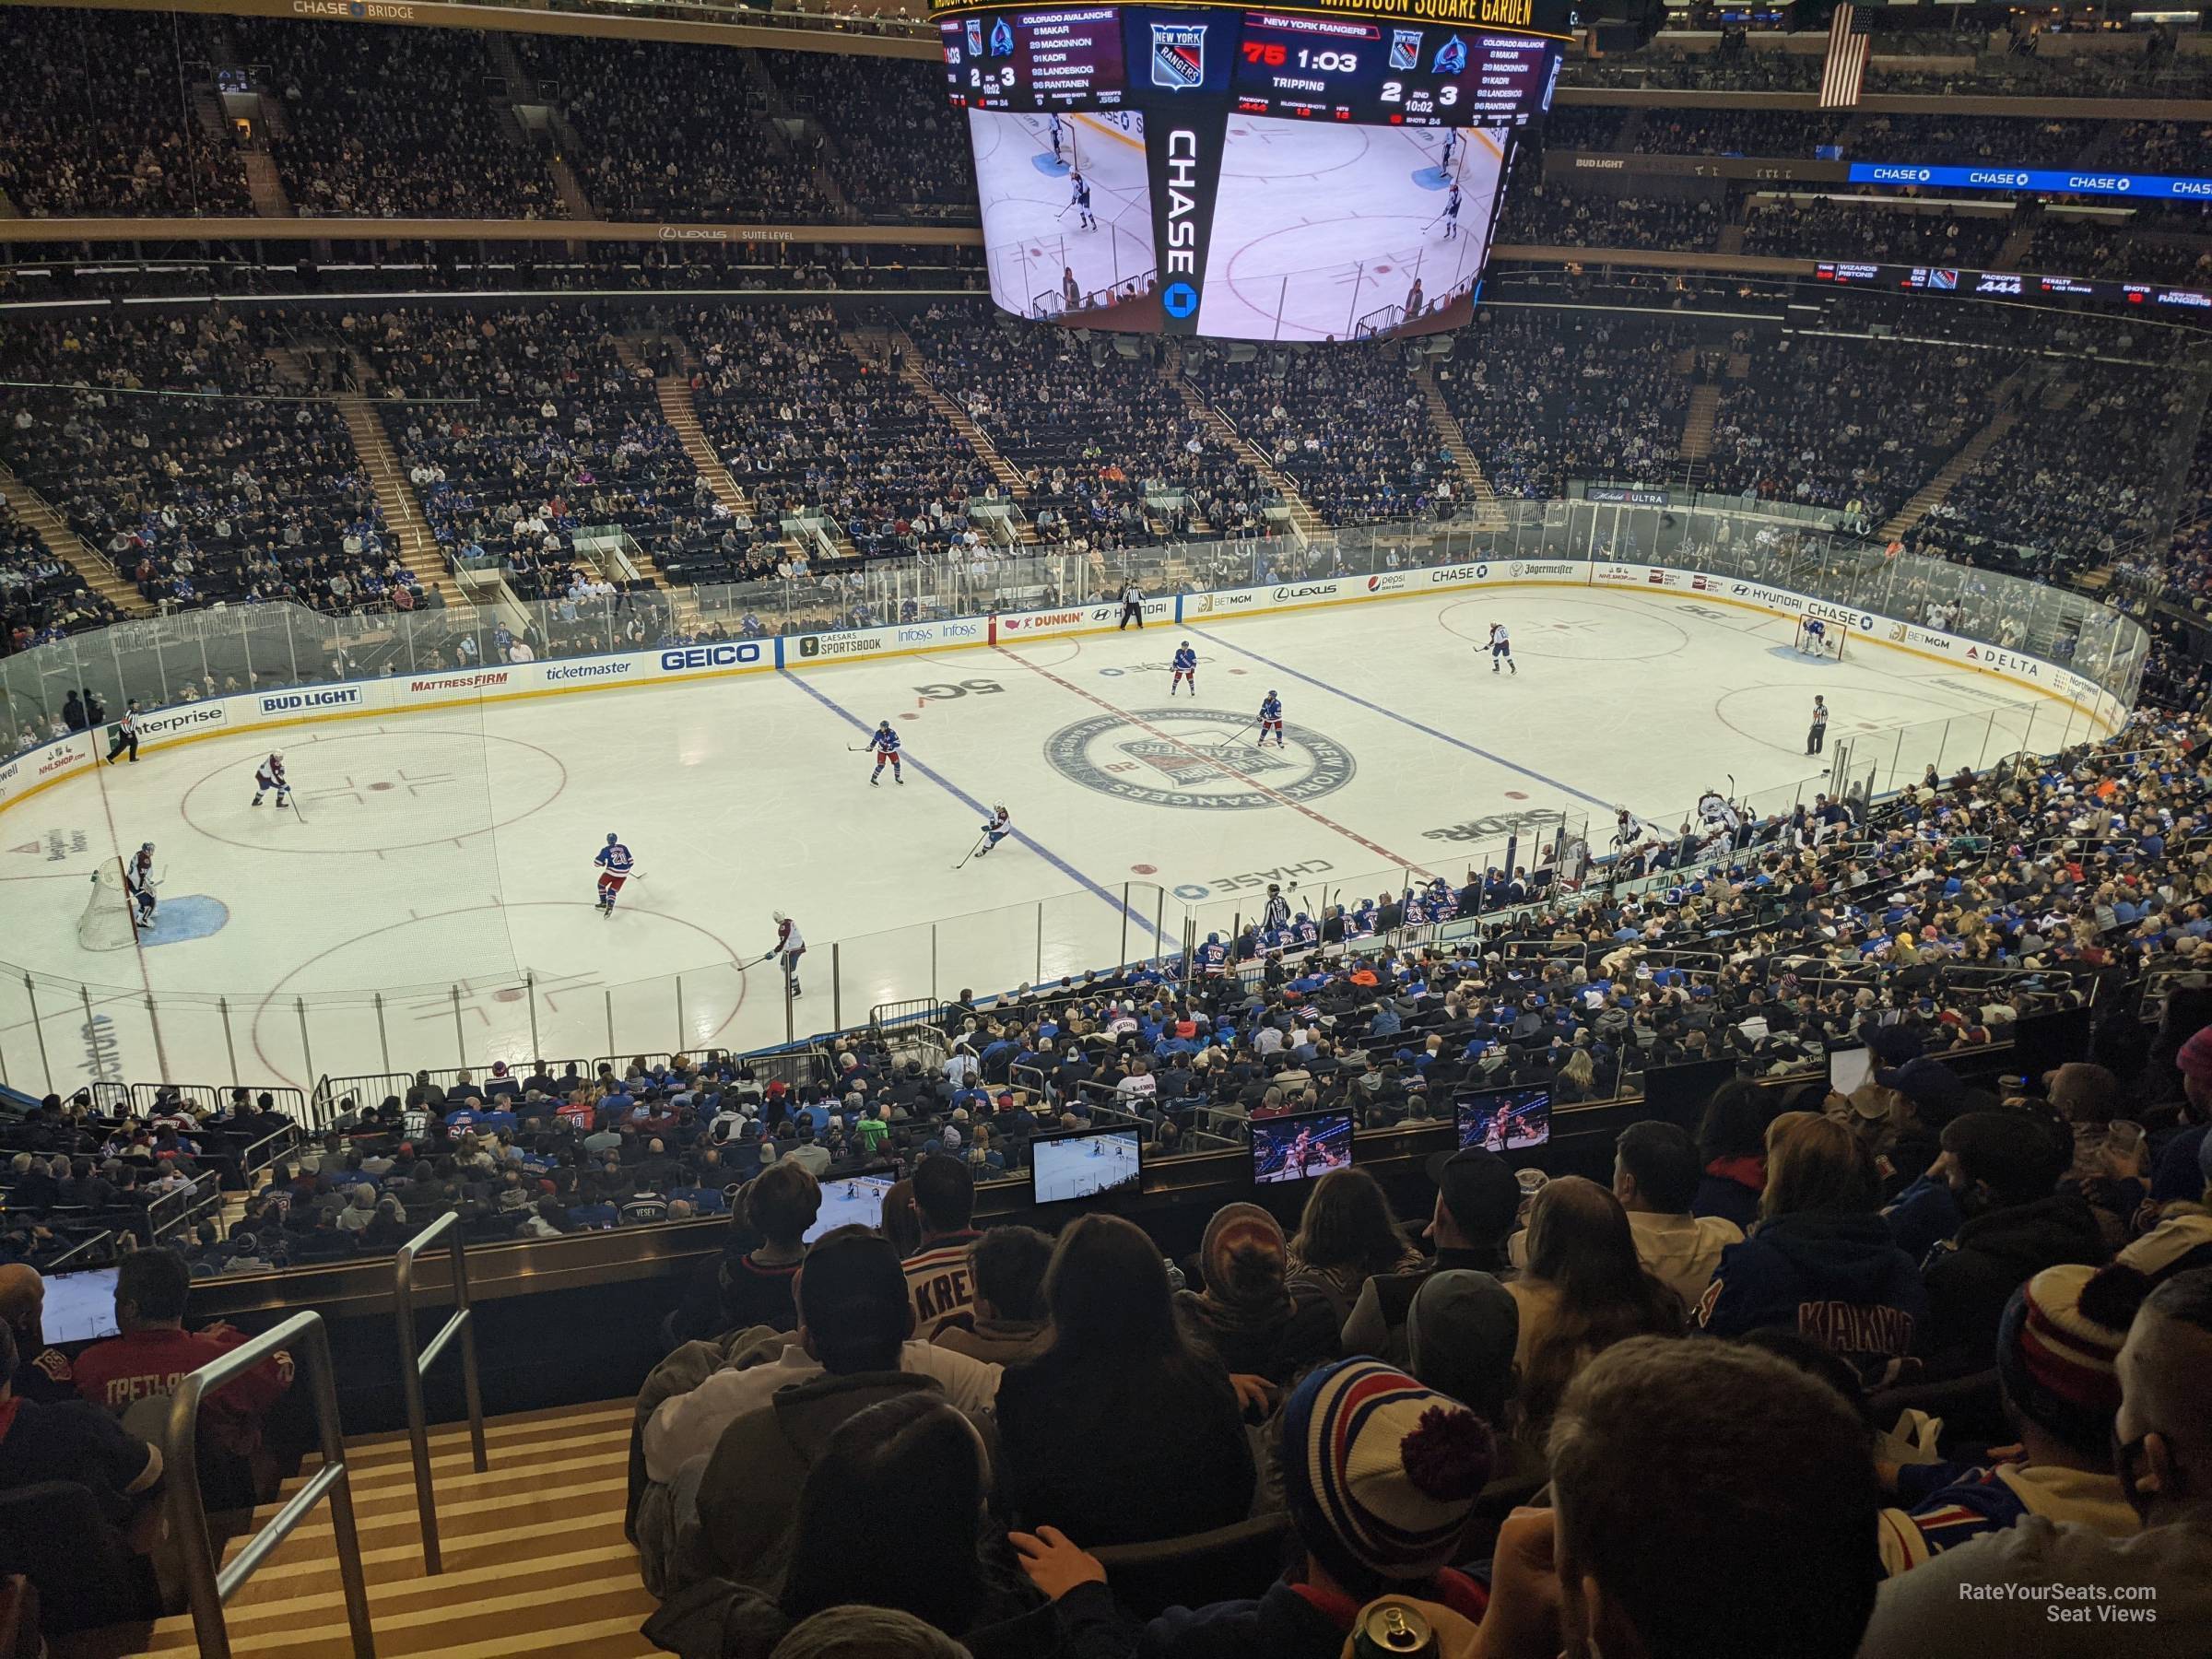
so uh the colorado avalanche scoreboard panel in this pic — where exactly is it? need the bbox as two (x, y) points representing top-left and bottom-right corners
(934, 0), (1574, 342)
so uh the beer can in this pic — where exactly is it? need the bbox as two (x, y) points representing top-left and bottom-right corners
(1353, 1600), (1437, 1659)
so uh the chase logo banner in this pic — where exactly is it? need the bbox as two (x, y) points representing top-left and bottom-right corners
(1389, 29), (1422, 70)
(1151, 22), (1207, 90)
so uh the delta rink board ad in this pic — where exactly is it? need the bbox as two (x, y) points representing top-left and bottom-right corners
(0, 565), (2126, 818)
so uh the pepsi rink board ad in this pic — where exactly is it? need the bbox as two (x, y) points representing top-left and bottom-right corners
(936, 0), (1570, 342)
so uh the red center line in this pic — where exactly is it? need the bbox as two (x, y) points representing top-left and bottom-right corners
(992, 645), (1443, 883)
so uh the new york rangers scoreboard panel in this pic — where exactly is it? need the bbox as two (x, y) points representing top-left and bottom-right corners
(933, 0), (1574, 342)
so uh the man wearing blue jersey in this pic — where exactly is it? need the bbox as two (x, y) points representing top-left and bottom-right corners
(1171, 642), (1198, 697)
(869, 720), (904, 786)
(594, 833), (635, 916)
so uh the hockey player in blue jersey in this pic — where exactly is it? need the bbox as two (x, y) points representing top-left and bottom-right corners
(1194, 932), (1230, 977)
(976, 804), (1012, 856)
(594, 833), (635, 915)
(1292, 912), (1320, 948)
(1171, 642), (1198, 697)
(868, 720), (904, 786)
(1257, 691), (1284, 747)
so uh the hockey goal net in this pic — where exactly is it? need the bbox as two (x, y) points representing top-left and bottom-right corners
(1794, 618), (1846, 661)
(77, 857), (138, 951)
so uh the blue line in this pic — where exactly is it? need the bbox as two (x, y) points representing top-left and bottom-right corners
(1183, 623), (1616, 812)
(777, 668), (1171, 944)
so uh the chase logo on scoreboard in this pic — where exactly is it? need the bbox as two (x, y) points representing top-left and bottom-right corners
(1045, 708), (1354, 812)
(1151, 21), (1208, 90)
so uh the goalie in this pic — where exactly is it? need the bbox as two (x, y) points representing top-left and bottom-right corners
(124, 841), (159, 931)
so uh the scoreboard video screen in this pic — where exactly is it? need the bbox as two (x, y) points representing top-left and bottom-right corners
(936, 0), (1574, 342)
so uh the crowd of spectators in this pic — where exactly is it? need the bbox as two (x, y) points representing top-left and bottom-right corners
(1703, 334), (2009, 525)
(763, 51), (976, 221)
(1852, 113), (2100, 169)
(1909, 357), (2183, 580)
(603, 698), (2212, 1657)
(516, 35), (828, 222)
(1741, 198), (2016, 266)
(1498, 179), (1724, 252)
(237, 18), (565, 220)
(1630, 109), (1853, 159)
(0, 10), (250, 218)
(342, 305), (710, 593)
(0, 497), (117, 657)
(1186, 352), (1454, 526)
(2022, 215), (2212, 286)
(1, 313), (421, 616)
(684, 303), (997, 565)
(1436, 311), (1693, 498)
(909, 308), (1270, 546)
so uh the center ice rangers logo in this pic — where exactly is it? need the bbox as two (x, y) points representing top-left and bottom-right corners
(1150, 22), (1207, 90)
(1045, 708), (1353, 812)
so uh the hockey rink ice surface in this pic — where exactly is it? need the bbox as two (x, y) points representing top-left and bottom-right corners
(1031, 1134), (1142, 1205)
(5, 587), (2072, 1091)
(1196, 118), (1506, 343)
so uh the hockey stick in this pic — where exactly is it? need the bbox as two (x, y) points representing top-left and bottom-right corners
(952, 833), (989, 871)
(287, 793), (309, 825)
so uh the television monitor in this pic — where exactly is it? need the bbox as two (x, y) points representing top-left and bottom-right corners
(1455, 1085), (1551, 1153)
(41, 1266), (120, 1345)
(1029, 1124), (1143, 1206)
(1250, 1108), (1354, 1187)
(806, 1173), (895, 1243)
(1641, 1057), (1738, 1134)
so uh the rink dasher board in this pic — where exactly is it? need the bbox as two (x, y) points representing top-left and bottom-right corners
(0, 564), (2126, 822)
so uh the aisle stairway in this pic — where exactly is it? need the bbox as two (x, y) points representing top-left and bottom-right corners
(125, 1399), (655, 1658)
(333, 393), (460, 607)
(1412, 360), (1506, 531)
(1877, 408), (2018, 543)
(886, 324), (1037, 538)
(0, 458), (149, 617)
(1679, 383), (1722, 462)
(1161, 351), (1324, 543)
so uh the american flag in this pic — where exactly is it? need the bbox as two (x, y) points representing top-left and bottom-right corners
(1818, 3), (1869, 109)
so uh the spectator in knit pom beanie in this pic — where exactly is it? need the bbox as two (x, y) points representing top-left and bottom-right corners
(2147, 1025), (2212, 1204)
(1173, 1201), (1339, 1386)
(1014, 1358), (1497, 1659)
(1876, 1262), (2140, 1575)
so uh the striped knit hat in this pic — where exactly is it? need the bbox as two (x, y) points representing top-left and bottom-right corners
(1996, 1263), (2127, 1456)
(1279, 1359), (1495, 1586)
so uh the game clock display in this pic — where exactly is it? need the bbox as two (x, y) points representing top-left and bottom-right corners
(1229, 12), (1557, 126)
(941, 2), (1562, 126)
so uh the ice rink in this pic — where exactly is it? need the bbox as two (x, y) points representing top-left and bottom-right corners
(1, 585), (2072, 1093)
(1195, 119), (1506, 342)
(971, 108), (1156, 320)
(1031, 1131), (1142, 1205)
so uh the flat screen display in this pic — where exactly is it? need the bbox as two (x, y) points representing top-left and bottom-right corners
(806, 1173), (895, 1243)
(42, 1266), (120, 1345)
(1251, 1107), (1354, 1184)
(1194, 113), (1504, 340)
(970, 107), (1159, 322)
(1030, 1124), (1144, 1204)
(943, 6), (1130, 112)
(1455, 1085), (1550, 1152)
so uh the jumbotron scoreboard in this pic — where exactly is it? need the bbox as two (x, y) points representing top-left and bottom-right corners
(933, 0), (1577, 342)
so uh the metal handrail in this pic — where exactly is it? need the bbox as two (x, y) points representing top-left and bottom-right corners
(394, 1211), (488, 1574)
(164, 1312), (372, 1658)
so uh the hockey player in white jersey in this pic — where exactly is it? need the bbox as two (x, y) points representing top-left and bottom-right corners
(124, 841), (159, 928)
(768, 911), (806, 997)
(251, 751), (290, 807)
(1487, 622), (1515, 675)
(976, 805), (1013, 857)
